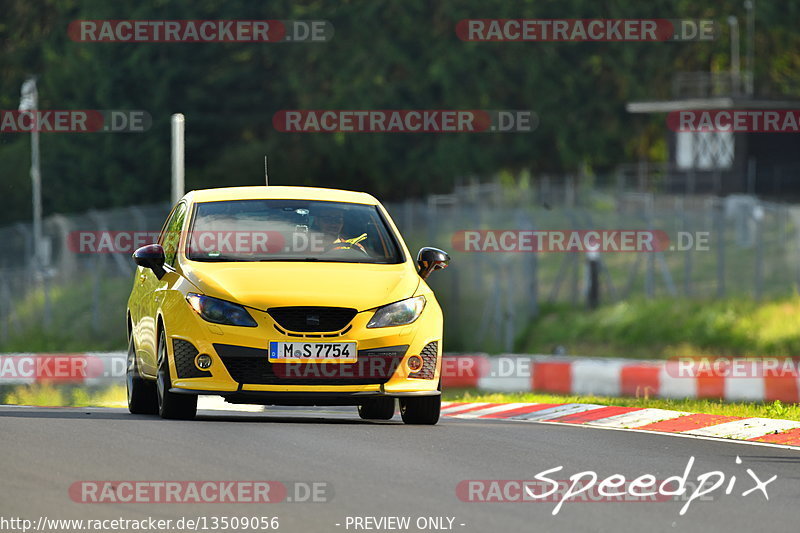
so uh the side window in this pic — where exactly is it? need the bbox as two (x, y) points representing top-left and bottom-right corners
(159, 203), (187, 267)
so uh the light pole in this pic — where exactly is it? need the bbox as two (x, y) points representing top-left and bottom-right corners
(19, 76), (50, 327)
(171, 113), (185, 205)
(19, 77), (42, 271)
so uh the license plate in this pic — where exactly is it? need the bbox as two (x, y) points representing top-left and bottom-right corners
(269, 341), (357, 363)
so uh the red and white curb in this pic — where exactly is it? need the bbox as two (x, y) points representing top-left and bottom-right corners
(441, 354), (800, 403)
(3, 352), (798, 410)
(441, 401), (800, 448)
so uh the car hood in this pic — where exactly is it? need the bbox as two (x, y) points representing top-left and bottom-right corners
(180, 260), (421, 312)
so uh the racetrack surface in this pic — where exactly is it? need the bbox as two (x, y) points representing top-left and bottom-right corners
(2, 405), (799, 533)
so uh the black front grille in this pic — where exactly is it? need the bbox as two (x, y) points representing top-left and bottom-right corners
(409, 341), (438, 380)
(172, 339), (211, 378)
(214, 343), (408, 385)
(267, 306), (357, 332)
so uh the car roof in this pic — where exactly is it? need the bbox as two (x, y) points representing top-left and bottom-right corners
(188, 186), (379, 205)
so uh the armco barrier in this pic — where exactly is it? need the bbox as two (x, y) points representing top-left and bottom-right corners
(1, 352), (797, 403)
(441, 354), (800, 403)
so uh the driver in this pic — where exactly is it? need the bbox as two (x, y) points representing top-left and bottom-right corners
(314, 207), (368, 254)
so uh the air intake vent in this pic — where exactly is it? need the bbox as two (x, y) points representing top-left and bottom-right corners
(409, 341), (438, 380)
(172, 339), (211, 378)
(214, 344), (408, 385)
(267, 306), (357, 332)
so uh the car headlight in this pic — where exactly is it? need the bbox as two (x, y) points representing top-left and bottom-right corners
(367, 296), (426, 328)
(186, 293), (258, 327)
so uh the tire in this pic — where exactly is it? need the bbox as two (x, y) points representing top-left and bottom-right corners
(156, 331), (197, 420)
(399, 394), (440, 425)
(126, 337), (158, 415)
(357, 397), (396, 420)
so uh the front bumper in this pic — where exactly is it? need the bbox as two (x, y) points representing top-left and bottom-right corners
(163, 297), (444, 398)
(170, 387), (440, 407)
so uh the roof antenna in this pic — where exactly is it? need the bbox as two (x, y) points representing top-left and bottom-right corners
(264, 155), (269, 186)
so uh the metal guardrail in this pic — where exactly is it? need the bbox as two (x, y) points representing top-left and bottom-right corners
(1, 352), (796, 404)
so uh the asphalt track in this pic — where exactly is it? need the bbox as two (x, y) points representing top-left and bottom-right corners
(1, 404), (799, 533)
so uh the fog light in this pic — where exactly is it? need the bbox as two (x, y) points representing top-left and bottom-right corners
(195, 354), (213, 370)
(407, 355), (423, 371)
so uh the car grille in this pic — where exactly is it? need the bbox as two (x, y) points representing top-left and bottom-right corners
(409, 341), (438, 380)
(172, 339), (211, 378)
(267, 306), (357, 332)
(214, 343), (408, 385)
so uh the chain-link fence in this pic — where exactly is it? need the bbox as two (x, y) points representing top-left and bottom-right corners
(2, 181), (799, 353)
(0, 203), (171, 349)
(389, 182), (800, 352)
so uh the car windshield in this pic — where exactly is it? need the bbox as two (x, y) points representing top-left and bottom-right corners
(185, 199), (403, 263)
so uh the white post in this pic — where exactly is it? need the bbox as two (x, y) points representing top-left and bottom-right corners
(19, 77), (50, 327)
(744, 0), (755, 96)
(19, 78), (41, 270)
(171, 113), (185, 205)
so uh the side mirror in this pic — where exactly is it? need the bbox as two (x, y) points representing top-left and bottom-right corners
(133, 244), (166, 279)
(417, 247), (450, 280)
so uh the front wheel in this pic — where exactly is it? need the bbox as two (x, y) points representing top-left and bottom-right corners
(399, 394), (440, 425)
(156, 332), (197, 420)
(126, 337), (157, 415)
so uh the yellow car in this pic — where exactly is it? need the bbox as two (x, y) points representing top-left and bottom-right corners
(126, 186), (450, 424)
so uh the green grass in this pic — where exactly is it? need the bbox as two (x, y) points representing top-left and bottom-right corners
(520, 295), (800, 358)
(1, 384), (127, 408)
(0, 275), (131, 352)
(442, 389), (800, 421)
